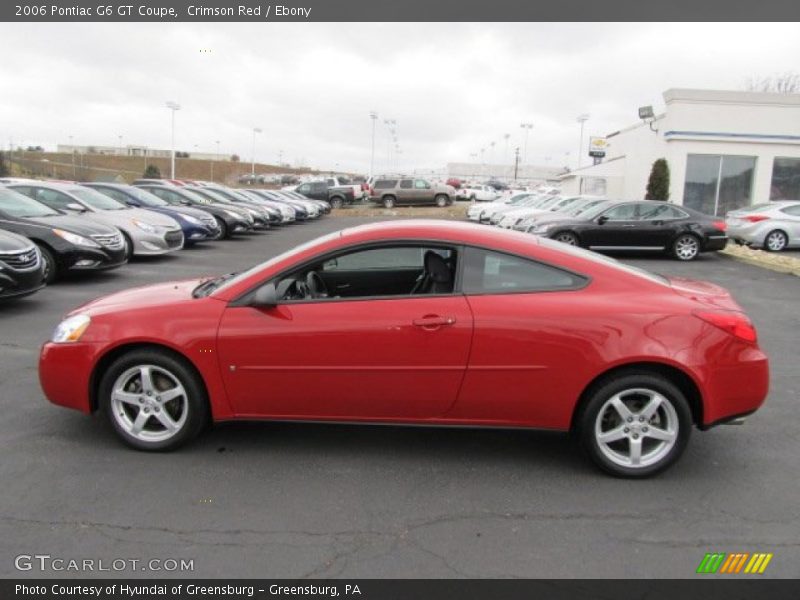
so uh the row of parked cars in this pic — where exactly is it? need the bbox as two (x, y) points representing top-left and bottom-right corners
(468, 191), (734, 261)
(0, 178), (330, 301)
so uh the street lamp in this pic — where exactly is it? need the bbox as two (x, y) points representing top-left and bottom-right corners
(576, 113), (590, 168)
(251, 127), (262, 176)
(369, 111), (378, 178)
(165, 101), (181, 179)
(520, 123), (533, 165)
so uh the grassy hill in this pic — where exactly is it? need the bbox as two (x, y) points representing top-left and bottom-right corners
(7, 151), (320, 185)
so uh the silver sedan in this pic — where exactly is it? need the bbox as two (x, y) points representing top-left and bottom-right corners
(726, 201), (800, 252)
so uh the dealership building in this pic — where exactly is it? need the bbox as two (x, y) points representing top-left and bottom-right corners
(559, 88), (800, 215)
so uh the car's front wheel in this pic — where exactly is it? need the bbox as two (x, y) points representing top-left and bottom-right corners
(329, 196), (344, 209)
(764, 229), (788, 252)
(214, 217), (229, 239)
(577, 372), (691, 477)
(37, 244), (58, 284)
(99, 349), (209, 451)
(553, 231), (579, 246)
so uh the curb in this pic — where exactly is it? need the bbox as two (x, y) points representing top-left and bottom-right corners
(719, 247), (800, 278)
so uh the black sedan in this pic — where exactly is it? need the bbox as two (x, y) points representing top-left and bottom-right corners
(0, 188), (127, 282)
(0, 229), (45, 300)
(527, 200), (728, 261)
(134, 185), (253, 239)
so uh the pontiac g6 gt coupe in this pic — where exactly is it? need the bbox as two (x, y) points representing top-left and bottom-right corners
(38, 221), (769, 477)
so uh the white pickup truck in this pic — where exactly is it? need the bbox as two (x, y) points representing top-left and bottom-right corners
(284, 176), (364, 201)
(457, 184), (499, 202)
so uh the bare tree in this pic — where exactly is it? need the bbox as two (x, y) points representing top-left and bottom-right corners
(745, 71), (800, 94)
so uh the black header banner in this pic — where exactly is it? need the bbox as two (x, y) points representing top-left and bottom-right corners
(2, 0), (799, 22)
(5, 579), (800, 600)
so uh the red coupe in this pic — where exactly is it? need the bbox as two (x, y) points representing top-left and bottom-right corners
(39, 220), (769, 477)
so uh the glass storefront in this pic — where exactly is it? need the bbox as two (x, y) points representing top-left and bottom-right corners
(770, 157), (800, 201)
(683, 154), (756, 216)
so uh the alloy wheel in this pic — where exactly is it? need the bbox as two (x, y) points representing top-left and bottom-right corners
(765, 230), (787, 252)
(594, 388), (679, 469)
(110, 365), (188, 443)
(673, 235), (699, 260)
(554, 232), (578, 245)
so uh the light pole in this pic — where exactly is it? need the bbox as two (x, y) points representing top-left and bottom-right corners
(68, 135), (76, 179)
(369, 111), (378, 178)
(383, 119), (396, 172)
(503, 133), (510, 165)
(166, 101), (180, 179)
(251, 127), (262, 176)
(212, 140), (220, 181)
(576, 114), (589, 168)
(520, 123), (533, 165)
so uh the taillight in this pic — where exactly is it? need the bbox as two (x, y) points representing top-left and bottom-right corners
(694, 310), (757, 343)
(743, 215), (769, 223)
(713, 220), (727, 231)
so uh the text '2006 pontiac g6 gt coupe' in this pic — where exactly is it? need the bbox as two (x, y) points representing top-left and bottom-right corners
(38, 220), (769, 477)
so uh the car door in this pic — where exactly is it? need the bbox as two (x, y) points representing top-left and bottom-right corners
(397, 179), (414, 204)
(414, 179), (433, 204)
(216, 243), (474, 420)
(633, 203), (687, 249)
(582, 202), (641, 248)
(450, 246), (591, 429)
(779, 204), (800, 245)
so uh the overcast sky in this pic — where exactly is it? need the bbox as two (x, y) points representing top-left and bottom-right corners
(0, 22), (798, 174)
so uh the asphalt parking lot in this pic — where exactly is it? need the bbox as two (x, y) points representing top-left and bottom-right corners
(1, 216), (798, 579)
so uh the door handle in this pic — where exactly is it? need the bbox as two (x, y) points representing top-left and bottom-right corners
(621, 224), (636, 228)
(412, 315), (456, 328)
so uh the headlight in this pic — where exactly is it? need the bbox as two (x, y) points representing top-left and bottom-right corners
(183, 215), (203, 226)
(51, 314), (91, 343)
(132, 219), (158, 233)
(533, 224), (552, 233)
(52, 228), (100, 248)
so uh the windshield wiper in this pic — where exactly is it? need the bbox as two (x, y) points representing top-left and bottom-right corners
(192, 272), (238, 298)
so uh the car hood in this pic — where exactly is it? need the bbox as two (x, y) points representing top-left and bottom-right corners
(126, 207), (181, 228)
(0, 228), (36, 250)
(20, 213), (119, 236)
(70, 278), (210, 317)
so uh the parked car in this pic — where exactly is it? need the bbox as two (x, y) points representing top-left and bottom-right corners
(466, 193), (534, 222)
(529, 200), (728, 260)
(237, 190), (296, 224)
(39, 220), (768, 477)
(486, 179), (509, 191)
(183, 186), (272, 230)
(282, 191), (331, 214)
(0, 187), (126, 283)
(479, 194), (553, 224)
(370, 178), (454, 208)
(248, 190), (311, 220)
(134, 184), (252, 239)
(725, 201), (800, 252)
(496, 195), (605, 229)
(0, 229), (45, 300)
(294, 180), (356, 209)
(83, 183), (218, 245)
(7, 182), (183, 259)
(457, 184), (499, 202)
(515, 197), (609, 232)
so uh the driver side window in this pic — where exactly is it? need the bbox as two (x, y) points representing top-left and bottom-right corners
(275, 244), (457, 302)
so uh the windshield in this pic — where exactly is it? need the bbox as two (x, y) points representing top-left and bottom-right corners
(126, 186), (168, 207)
(190, 188), (230, 204)
(576, 200), (614, 220)
(69, 188), (127, 210)
(568, 199), (606, 216)
(0, 188), (61, 218)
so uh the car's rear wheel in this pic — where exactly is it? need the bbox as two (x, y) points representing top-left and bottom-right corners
(672, 234), (700, 261)
(553, 231), (579, 245)
(99, 349), (208, 451)
(214, 217), (229, 239)
(577, 372), (691, 478)
(329, 196), (344, 209)
(764, 229), (788, 252)
(435, 194), (449, 208)
(383, 196), (396, 209)
(37, 244), (58, 284)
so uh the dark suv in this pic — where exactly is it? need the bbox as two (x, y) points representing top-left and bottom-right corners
(369, 179), (454, 208)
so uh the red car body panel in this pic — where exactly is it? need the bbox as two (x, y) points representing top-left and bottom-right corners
(38, 221), (769, 430)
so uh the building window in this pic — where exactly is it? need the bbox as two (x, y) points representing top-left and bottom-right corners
(770, 157), (800, 201)
(580, 177), (607, 196)
(683, 154), (756, 216)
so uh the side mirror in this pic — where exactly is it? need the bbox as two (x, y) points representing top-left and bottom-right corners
(66, 202), (85, 212)
(597, 215), (609, 225)
(251, 283), (277, 308)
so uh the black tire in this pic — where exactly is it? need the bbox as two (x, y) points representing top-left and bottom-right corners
(435, 194), (449, 208)
(98, 348), (209, 452)
(576, 371), (692, 478)
(329, 196), (344, 209)
(37, 244), (58, 284)
(553, 231), (579, 246)
(383, 196), (396, 209)
(763, 229), (788, 252)
(122, 232), (134, 260)
(672, 233), (700, 261)
(215, 217), (230, 239)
